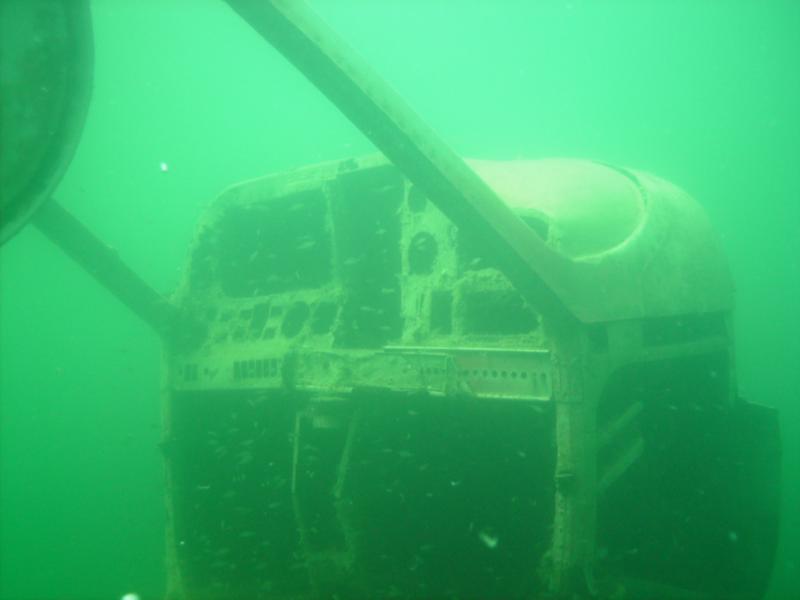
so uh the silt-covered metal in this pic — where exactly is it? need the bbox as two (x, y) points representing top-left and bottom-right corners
(161, 155), (778, 599)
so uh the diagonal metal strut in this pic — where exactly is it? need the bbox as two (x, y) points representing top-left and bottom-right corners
(224, 0), (577, 325)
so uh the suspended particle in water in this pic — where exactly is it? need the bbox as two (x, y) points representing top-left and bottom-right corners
(160, 161), (169, 172)
(478, 530), (499, 549)
(121, 594), (141, 600)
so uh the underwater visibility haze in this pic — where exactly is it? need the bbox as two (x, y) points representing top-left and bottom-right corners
(1, 1), (798, 599)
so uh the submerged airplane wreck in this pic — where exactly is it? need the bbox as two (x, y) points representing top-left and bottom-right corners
(1, 1), (780, 599)
(162, 155), (778, 600)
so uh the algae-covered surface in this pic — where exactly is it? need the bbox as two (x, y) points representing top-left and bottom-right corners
(1, 1), (798, 599)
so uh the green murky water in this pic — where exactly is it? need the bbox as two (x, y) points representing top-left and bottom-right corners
(1, 1), (798, 599)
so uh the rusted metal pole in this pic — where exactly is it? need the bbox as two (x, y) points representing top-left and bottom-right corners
(32, 200), (181, 340)
(223, 0), (577, 326)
